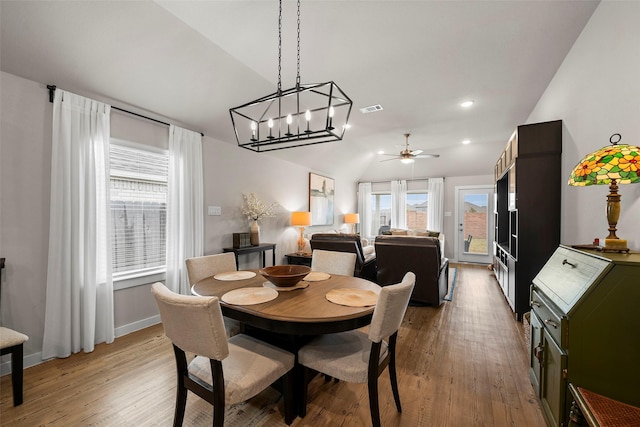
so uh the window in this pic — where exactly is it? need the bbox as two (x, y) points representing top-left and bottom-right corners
(406, 192), (428, 230)
(368, 191), (429, 235)
(370, 193), (391, 235)
(109, 140), (168, 279)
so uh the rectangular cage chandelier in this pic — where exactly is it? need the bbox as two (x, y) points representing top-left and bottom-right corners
(229, 0), (352, 152)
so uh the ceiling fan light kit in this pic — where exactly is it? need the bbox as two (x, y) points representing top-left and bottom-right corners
(381, 133), (440, 163)
(229, 0), (352, 152)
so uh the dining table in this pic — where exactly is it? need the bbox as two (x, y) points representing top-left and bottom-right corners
(192, 268), (382, 419)
(191, 269), (381, 337)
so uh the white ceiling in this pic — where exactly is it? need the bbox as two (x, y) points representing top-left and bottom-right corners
(1, 0), (599, 180)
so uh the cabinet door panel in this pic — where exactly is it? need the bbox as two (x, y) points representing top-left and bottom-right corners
(540, 328), (567, 427)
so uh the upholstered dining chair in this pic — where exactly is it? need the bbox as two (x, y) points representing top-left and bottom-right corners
(311, 249), (357, 276)
(297, 272), (416, 427)
(0, 326), (29, 406)
(151, 282), (296, 426)
(185, 253), (237, 286)
(185, 253), (241, 337)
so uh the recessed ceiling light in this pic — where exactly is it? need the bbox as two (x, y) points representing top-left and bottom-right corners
(462, 139), (471, 145)
(377, 150), (385, 155)
(460, 100), (474, 108)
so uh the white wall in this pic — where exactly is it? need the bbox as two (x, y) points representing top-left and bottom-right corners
(0, 71), (357, 368)
(527, 1), (640, 250)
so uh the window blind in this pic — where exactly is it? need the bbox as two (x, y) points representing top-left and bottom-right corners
(109, 142), (168, 275)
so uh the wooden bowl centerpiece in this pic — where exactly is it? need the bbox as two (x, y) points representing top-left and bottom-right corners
(259, 265), (311, 288)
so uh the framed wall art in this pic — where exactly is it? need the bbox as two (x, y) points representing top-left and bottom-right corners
(309, 172), (334, 225)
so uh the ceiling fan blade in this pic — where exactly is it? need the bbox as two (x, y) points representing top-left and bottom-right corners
(414, 154), (440, 158)
(380, 157), (400, 162)
(411, 149), (424, 155)
(380, 153), (401, 157)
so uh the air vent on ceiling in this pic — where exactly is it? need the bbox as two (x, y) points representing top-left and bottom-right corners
(359, 104), (384, 114)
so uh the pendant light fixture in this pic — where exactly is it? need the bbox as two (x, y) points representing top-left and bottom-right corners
(229, 0), (353, 152)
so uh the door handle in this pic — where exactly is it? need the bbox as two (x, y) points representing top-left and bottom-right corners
(544, 319), (559, 329)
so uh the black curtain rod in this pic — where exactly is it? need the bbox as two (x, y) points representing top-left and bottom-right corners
(47, 85), (204, 137)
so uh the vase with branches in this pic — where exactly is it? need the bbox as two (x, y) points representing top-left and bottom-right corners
(241, 193), (279, 245)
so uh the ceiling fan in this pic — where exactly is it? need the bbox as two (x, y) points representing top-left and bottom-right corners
(380, 133), (440, 164)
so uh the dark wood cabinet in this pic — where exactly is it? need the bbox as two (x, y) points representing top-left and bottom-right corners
(493, 120), (562, 319)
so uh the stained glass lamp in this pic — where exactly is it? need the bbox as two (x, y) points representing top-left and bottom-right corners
(568, 133), (640, 252)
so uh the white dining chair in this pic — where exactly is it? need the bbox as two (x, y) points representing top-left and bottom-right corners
(151, 282), (296, 426)
(297, 272), (416, 427)
(185, 253), (241, 337)
(185, 252), (237, 286)
(311, 249), (357, 276)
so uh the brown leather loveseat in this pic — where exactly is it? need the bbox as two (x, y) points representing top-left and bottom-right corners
(374, 235), (449, 306)
(309, 233), (377, 281)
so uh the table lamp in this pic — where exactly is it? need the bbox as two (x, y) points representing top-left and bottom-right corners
(344, 213), (359, 234)
(568, 133), (640, 253)
(291, 211), (312, 254)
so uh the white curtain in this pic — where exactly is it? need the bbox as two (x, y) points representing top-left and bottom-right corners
(357, 182), (372, 239)
(427, 177), (444, 232)
(391, 180), (407, 229)
(166, 125), (204, 295)
(42, 90), (113, 359)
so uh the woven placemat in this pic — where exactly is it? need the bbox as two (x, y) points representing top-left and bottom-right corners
(214, 271), (257, 281)
(304, 272), (331, 282)
(221, 287), (278, 305)
(263, 281), (309, 291)
(326, 288), (378, 307)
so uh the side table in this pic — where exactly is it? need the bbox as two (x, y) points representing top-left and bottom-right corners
(285, 252), (312, 267)
(223, 243), (276, 269)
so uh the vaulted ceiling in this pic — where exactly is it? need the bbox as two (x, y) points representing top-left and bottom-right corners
(1, 1), (599, 180)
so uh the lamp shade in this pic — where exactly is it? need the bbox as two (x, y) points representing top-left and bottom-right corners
(568, 142), (640, 186)
(291, 211), (312, 227)
(344, 213), (360, 224)
(567, 134), (639, 253)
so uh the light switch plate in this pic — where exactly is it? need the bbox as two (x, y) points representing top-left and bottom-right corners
(208, 206), (222, 216)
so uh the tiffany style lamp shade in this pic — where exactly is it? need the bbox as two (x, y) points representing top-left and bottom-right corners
(568, 134), (640, 252)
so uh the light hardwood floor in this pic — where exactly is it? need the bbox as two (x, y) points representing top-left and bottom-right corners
(0, 264), (545, 426)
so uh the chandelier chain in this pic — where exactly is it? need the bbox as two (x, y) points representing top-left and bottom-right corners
(296, 0), (301, 85)
(277, 0), (283, 93)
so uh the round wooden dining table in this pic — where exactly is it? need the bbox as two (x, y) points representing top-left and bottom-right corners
(191, 269), (381, 336)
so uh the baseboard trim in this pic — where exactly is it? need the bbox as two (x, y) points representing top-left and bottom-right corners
(1, 316), (161, 377)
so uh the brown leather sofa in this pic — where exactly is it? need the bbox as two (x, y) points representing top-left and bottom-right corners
(309, 233), (377, 281)
(374, 235), (449, 306)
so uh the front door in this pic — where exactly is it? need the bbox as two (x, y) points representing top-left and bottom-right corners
(455, 186), (493, 264)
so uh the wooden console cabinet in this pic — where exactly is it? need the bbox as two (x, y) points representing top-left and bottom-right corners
(493, 120), (562, 319)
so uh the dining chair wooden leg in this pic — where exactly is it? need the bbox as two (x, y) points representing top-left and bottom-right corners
(211, 360), (225, 427)
(297, 364), (309, 418)
(11, 343), (24, 406)
(388, 335), (402, 412)
(367, 373), (381, 427)
(172, 346), (188, 427)
(282, 369), (295, 425)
